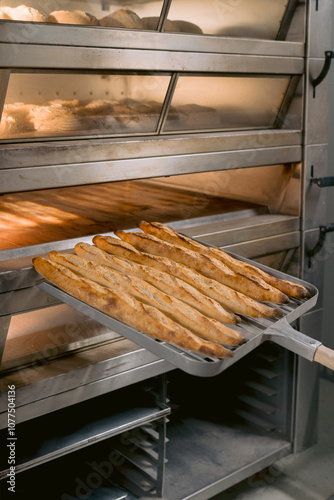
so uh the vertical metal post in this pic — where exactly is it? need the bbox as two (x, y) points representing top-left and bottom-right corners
(0, 69), (10, 122)
(155, 373), (168, 497)
(0, 315), (11, 365)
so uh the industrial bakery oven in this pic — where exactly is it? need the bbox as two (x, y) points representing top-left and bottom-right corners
(0, 0), (332, 498)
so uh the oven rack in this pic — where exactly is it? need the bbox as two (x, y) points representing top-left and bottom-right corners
(0, 382), (170, 480)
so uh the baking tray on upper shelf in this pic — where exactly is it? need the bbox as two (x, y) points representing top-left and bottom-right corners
(36, 236), (323, 377)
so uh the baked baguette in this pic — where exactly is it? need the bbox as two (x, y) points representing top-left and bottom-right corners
(93, 235), (283, 319)
(75, 242), (239, 325)
(33, 257), (232, 358)
(139, 221), (308, 299)
(49, 251), (245, 347)
(114, 231), (289, 304)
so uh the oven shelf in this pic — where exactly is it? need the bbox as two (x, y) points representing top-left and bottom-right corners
(163, 416), (291, 499)
(0, 384), (170, 479)
(2, 410), (291, 500)
(0, 338), (173, 428)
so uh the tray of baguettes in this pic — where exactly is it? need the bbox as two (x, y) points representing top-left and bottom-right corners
(33, 221), (334, 376)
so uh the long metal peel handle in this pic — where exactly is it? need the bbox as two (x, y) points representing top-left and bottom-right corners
(264, 318), (322, 363)
(266, 319), (334, 370)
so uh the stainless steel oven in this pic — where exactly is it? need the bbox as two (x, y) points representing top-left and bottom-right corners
(0, 1), (332, 498)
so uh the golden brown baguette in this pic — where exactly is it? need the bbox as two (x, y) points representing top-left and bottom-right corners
(33, 256), (232, 358)
(75, 242), (239, 325)
(139, 221), (309, 299)
(49, 251), (245, 347)
(93, 235), (283, 318)
(114, 230), (289, 304)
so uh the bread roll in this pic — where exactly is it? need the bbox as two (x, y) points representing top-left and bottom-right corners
(0, 5), (46, 22)
(76, 100), (118, 131)
(0, 10), (11, 19)
(112, 101), (140, 126)
(0, 103), (35, 138)
(141, 16), (159, 30)
(166, 19), (203, 34)
(33, 256), (232, 358)
(47, 10), (99, 26)
(74, 242), (239, 325)
(79, 100), (114, 116)
(141, 16), (175, 31)
(139, 221), (309, 299)
(175, 103), (221, 128)
(100, 9), (143, 29)
(29, 102), (85, 133)
(49, 99), (80, 107)
(114, 231), (289, 304)
(92, 235), (283, 319)
(49, 251), (245, 347)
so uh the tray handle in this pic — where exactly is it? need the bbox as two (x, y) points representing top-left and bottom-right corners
(264, 318), (334, 370)
(314, 345), (334, 370)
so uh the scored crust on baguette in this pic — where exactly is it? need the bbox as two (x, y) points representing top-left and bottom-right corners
(92, 235), (283, 319)
(114, 230), (289, 304)
(75, 242), (239, 325)
(49, 251), (245, 347)
(139, 221), (309, 299)
(33, 256), (233, 358)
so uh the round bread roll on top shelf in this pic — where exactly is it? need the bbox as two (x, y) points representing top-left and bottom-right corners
(141, 16), (203, 34)
(77, 100), (117, 131)
(47, 10), (99, 26)
(0, 103), (36, 138)
(29, 102), (86, 133)
(141, 16), (175, 31)
(0, 5), (46, 22)
(100, 9), (144, 29)
(168, 20), (203, 34)
(78, 100), (114, 116)
(0, 10), (11, 19)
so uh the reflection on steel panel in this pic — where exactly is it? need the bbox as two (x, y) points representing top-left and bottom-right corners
(167, 0), (289, 39)
(1, 73), (171, 140)
(164, 75), (291, 132)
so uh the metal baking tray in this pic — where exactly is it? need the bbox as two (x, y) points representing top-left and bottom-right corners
(37, 250), (321, 377)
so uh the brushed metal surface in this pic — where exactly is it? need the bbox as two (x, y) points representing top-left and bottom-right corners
(0, 69), (10, 121)
(0, 316), (10, 365)
(305, 58), (331, 146)
(0, 44), (305, 73)
(0, 286), (59, 316)
(0, 130), (303, 169)
(220, 231), (301, 259)
(303, 144), (329, 231)
(307, 0), (333, 58)
(0, 24), (305, 56)
(0, 145), (302, 193)
(182, 214), (300, 248)
(303, 227), (326, 309)
(294, 308), (322, 452)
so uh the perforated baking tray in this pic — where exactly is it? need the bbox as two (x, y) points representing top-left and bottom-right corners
(37, 251), (320, 377)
